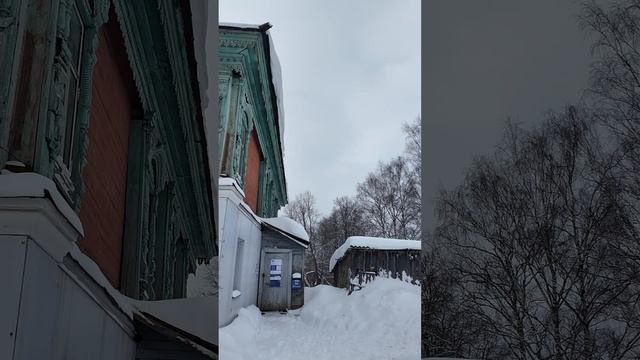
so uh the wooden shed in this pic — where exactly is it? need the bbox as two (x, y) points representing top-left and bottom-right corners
(329, 236), (421, 290)
(257, 217), (309, 312)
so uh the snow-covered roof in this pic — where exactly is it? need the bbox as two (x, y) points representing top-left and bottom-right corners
(71, 243), (218, 353)
(219, 176), (246, 197)
(267, 31), (285, 153)
(329, 236), (422, 271)
(0, 172), (84, 235)
(131, 296), (217, 347)
(262, 216), (309, 242)
(219, 22), (260, 29)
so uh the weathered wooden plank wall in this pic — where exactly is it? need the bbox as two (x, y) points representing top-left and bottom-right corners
(261, 227), (305, 309)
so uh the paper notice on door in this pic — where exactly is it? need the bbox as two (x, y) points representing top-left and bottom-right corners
(269, 259), (283, 287)
(269, 273), (281, 287)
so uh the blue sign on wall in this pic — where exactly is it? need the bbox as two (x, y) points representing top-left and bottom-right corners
(291, 279), (302, 289)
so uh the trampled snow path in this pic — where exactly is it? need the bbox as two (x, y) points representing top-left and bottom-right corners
(220, 277), (420, 360)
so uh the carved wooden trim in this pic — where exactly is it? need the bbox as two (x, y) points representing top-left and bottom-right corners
(219, 29), (288, 216)
(0, 0), (23, 166)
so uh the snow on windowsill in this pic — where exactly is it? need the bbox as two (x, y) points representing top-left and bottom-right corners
(329, 236), (422, 272)
(232, 290), (242, 299)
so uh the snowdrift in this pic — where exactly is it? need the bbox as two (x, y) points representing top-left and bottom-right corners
(220, 276), (420, 360)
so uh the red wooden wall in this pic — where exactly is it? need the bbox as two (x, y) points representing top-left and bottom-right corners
(77, 10), (140, 288)
(244, 128), (263, 214)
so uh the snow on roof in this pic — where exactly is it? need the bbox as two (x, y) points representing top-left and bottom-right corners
(329, 236), (422, 272)
(219, 176), (246, 197)
(71, 236), (219, 350)
(72, 238), (219, 351)
(219, 176), (306, 244)
(0, 172), (84, 235)
(266, 30), (285, 154)
(68, 245), (137, 318)
(131, 296), (217, 347)
(219, 22), (260, 29)
(262, 216), (309, 242)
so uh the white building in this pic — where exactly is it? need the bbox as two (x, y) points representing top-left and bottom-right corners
(0, 0), (219, 358)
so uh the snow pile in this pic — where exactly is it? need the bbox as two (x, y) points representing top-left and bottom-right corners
(329, 236), (421, 271)
(219, 277), (420, 360)
(262, 216), (309, 241)
(218, 306), (263, 360)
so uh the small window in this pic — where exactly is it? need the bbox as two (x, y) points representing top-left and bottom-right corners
(233, 239), (245, 296)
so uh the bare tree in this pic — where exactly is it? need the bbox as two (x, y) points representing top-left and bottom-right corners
(582, 0), (640, 284)
(283, 191), (322, 285)
(403, 115), (422, 183)
(313, 196), (369, 279)
(424, 2), (640, 358)
(435, 107), (640, 359)
(356, 156), (421, 240)
(332, 196), (368, 241)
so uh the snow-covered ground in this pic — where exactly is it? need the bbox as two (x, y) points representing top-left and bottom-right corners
(219, 277), (420, 360)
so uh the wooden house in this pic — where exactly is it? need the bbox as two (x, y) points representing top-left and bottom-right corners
(217, 23), (309, 325)
(329, 236), (421, 291)
(0, 0), (217, 357)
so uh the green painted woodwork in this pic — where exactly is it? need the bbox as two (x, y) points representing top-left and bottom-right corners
(0, 0), (27, 166)
(113, 0), (216, 300)
(0, 0), (216, 301)
(219, 28), (288, 217)
(21, 0), (108, 204)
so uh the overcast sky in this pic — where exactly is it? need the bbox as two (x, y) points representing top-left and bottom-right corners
(424, 0), (599, 234)
(220, 0), (421, 216)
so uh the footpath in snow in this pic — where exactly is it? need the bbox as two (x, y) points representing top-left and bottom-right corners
(219, 276), (420, 360)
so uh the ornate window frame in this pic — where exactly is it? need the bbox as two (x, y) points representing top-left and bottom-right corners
(36, 0), (110, 209)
